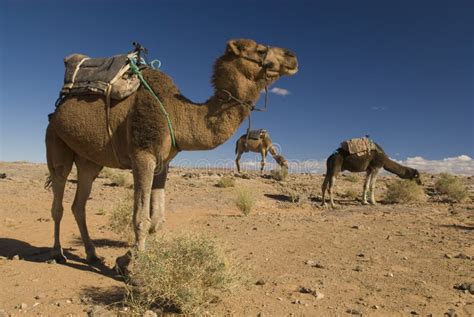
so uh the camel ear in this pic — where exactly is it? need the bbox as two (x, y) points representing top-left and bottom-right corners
(226, 40), (243, 55)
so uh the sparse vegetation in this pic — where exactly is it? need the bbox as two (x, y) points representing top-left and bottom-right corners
(125, 234), (237, 314)
(271, 167), (288, 181)
(216, 176), (235, 188)
(109, 193), (134, 242)
(384, 180), (426, 203)
(235, 188), (255, 216)
(101, 167), (133, 188)
(344, 174), (358, 183)
(434, 173), (469, 202)
(343, 187), (359, 200)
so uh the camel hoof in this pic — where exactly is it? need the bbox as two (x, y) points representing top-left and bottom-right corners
(369, 201), (377, 206)
(362, 201), (369, 205)
(51, 252), (67, 264)
(87, 254), (105, 265)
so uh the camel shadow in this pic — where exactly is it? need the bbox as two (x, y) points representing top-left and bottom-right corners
(71, 237), (129, 248)
(264, 193), (293, 202)
(0, 238), (122, 281)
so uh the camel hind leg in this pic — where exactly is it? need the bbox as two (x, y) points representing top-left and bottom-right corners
(72, 156), (103, 263)
(235, 151), (243, 173)
(46, 125), (74, 263)
(321, 175), (330, 207)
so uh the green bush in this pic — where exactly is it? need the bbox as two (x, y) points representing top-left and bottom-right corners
(271, 167), (289, 181)
(384, 180), (426, 204)
(435, 173), (469, 202)
(344, 188), (359, 200)
(126, 234), (236, 314)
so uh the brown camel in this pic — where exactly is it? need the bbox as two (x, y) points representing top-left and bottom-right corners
(45, 39), (298, 271)
(321, 143), (421, 208)
(235, 130), (288, 173)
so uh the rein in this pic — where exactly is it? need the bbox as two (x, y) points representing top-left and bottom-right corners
(217, 46), (272, 146)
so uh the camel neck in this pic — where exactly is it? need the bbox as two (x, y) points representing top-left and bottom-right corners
(383, 158), (411, 178)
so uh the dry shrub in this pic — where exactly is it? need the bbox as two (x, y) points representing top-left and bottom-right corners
(384, 180), (426, 204)
(109, 193), (134, 242)
(435, 173), (469, 202)
(235, 188), (255, 216)
(126, 234), (237, 314)
(343, 187), (359, 200)
(271, 166), (288, 181)
(101, 167), (133, 188)
(216, 176), (235, 188)
(344, 174), (358, 183)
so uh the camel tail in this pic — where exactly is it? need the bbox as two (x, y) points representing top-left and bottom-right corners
(44, 175), (53, 190)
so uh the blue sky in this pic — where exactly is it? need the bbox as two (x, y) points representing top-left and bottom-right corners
(0, 0), (473, 169)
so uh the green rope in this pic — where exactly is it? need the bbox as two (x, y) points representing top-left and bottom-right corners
(129, 58), (177, 149)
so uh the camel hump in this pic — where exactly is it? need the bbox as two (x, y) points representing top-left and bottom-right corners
(340, 136), (376, 156)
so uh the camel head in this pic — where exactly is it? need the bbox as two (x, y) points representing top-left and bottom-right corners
(406, 168), (422, 185)
(213, 39), (298, 98)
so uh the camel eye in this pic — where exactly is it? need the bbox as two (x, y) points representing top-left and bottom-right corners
(257, 49), (266, 56)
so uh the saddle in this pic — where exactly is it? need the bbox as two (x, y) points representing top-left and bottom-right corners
(340, 136), (376, 156)
(60, 52), (140, 101)
(246, 129), (267, 140)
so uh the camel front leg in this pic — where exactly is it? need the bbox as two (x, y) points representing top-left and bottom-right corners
(328, 176), (337, 208)
(132, 152), (156, 252)
(260, 149), (266, 174)
(362, 171), (373, 205)
(321, 175), (330, 207)
(235, 152), (242, 173)
(369, 168), (380, 205)
(149, 163), (168, 234)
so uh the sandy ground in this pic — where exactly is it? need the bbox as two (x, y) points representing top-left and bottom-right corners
(0, 161), (473, 316)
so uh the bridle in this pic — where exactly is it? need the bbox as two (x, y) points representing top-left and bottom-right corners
(217, 45), (272, 145)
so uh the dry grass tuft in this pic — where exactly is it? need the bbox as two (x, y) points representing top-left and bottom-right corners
(344, 174), (358, 183)
(125, 234), (237, 314)
(271, 167), (289, 181)
(343, 187), (359, 200)
(109, 193), (134, 243)
(235, 189), (255, 216)
(384, 179), (426, 204)
(101, 167), (133, 188)
(216, 176), (235, 188)
(434, 173), (469, 202)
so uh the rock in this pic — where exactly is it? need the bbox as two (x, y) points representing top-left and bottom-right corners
(454, 253), (472, 260)
(402, 256), (408, 260)
(34, 294), (45, 300)
(20, 303), (27, 310)
(444, 254), (453, 259)
(305, 260), (325, 268)
(346, 308), (362, 315)
(11, 255), (20, 261)
(410, 310), (419, 315)
(453, 283), (474, 294)
(277, 297), (283, 301)
(371, 305), (380, 309)
(143, 310), (158, 317)
(298, 287), (324, 299)
(444, 308), (458, 317)
(351, 225), (362, 229)
(0, 173), (6, 179)
(354, 265), (363, 272)
(386, 272), (394, 277)
(256, 279), (266, 286)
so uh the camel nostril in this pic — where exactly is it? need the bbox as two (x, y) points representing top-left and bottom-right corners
(263, 61), (275, 69)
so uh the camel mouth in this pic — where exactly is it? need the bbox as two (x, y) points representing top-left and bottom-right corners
(285, 66), (298, 75)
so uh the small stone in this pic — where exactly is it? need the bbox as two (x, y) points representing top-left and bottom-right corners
(346, 308), (362, 315)
(444, 308), (457, 317)
(372, 305), (380, 309)
(402, 256), (408, 260)
(386, 272), (394, 277)
(252, 227), (258, 230)
(356, 253), (365, 257)
(20, 303), (27, 310)
(0, 173), (6, 179)
(46, 259), (56, 264)
(410, 311), (419, 315)
(11, 255), (20, 261)
(351, 225), (362, 229)
(256, 279), (266, 286)
(34, 294), (45, 300)
(66, 299), (72, 304)
(444, 254), (453, 259)
(277, 297), (283, 301)
(354, 265), (363, 272)
(454, 253), (472, 260)
(143, 310), (158, 317)
(305, 260), (325, 268)
(32, 303), (40, 307)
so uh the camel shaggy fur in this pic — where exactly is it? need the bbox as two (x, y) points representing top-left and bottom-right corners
(321, 143), (421, 208)
(45, 39), (298, 270)
(235, 130), (288, 173)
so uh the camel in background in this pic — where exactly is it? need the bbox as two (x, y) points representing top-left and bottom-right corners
(235, 130), (288, 173)
(46, 39), (298, 272)
(321, 142), (421, 208)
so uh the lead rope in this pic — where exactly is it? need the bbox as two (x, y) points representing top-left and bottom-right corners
(129, 57), (178, 149)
